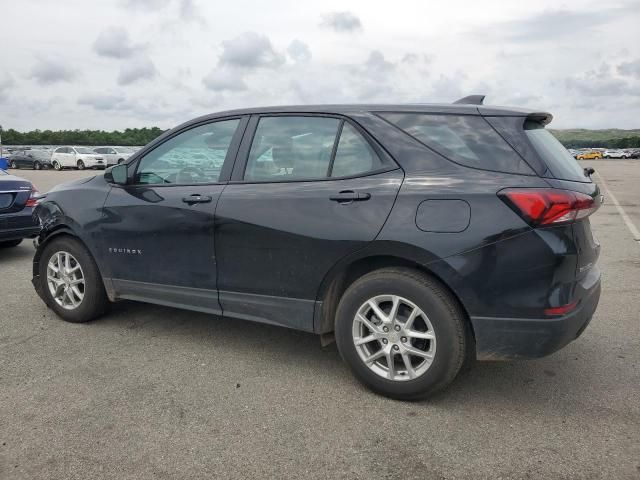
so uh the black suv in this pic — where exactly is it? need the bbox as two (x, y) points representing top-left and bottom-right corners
(32, 96), (602, 399)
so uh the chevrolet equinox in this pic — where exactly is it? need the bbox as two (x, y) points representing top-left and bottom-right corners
(32, 96), (602, 399)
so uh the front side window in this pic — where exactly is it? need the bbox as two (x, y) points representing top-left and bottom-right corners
(135, 119), (240, 185)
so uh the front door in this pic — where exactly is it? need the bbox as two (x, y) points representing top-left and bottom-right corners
(99, 117), (246, 313)
(215, 115), (403, 331)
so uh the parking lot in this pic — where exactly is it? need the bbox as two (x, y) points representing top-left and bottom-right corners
(1, 161), (639, 479)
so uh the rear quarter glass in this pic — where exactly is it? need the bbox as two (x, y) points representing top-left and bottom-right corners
(378, 112), (535, 175)
(523, 121), (589, 183)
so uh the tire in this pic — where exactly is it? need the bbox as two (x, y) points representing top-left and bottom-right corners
(34, 161), (42, 170)
(53, 161), (61, 171)
(335, 268), (468, 400)
(10, 160), (18, 169)
(0, 239), (22, 248)
(77, 160), (85, 170)
(37, 236), (109, 323)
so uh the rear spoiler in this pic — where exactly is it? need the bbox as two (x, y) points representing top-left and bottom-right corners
(526, 112), (553, 126)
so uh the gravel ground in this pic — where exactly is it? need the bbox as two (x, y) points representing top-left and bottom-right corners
(1, 161), (639, 479)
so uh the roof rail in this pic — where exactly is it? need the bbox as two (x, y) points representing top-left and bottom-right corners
(453, 95), (485, 105)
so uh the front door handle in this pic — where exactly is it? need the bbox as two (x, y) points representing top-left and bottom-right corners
(329, 190), (371, 203)
(182, 194), (212, 204)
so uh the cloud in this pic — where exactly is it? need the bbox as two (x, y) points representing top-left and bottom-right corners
(565, 76), (638, 97)
(320, 11), (362, 33)
(0, 72), (14, 102)
(179, 0), (205, 24)
(287, 40), (311, 63)
(617, 59), (640, 78)
(564, 64), (638, 97)
(202, 68), (247, 91)
(117, 55), (157, 85)
(78, 93), (127, 111)
(93, 27), (137, 59)
(121, 0), (171, 9)
(478, 5), (636, 42)
(30, 58), (76, 85)
(219, 32), (285, 69)
(365, 50), (394, 73)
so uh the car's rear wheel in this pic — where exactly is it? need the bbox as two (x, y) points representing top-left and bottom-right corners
(10, 160), (18, 169)
(34, 161), (42, 170)
(0, 239), (22, 248)
(77, 160), (85, 170)
(52, 161), (61, 171)
(335, 268), (468, 400)
(38, 236), (109, 323)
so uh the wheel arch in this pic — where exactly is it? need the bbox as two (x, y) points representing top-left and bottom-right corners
(314, 244), (474, 343)
(32, 227), (80, 278)
(32, 227), (114, 302)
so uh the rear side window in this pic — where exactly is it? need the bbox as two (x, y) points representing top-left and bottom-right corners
(244, 116), (387, 182)
(524, 122), (588, 182)
(379, 113), (534, 175)
(331, 123), (383, 178)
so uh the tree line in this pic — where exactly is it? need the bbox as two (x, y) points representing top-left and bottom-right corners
(0, 127), (167, 146)
(1, 126), (639, 149)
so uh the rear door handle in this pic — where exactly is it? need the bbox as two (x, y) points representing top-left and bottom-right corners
(329, 190), (371, 203)
(182, 194), (212, 204)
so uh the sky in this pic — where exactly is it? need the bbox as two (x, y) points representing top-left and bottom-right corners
(0, 0), (639, 131)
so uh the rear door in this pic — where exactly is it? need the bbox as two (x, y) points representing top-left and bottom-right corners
(100, 117), (247, 312)
(215, 114), (403, 331)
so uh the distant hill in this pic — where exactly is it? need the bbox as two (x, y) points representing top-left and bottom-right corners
(550, 129), (640, 148)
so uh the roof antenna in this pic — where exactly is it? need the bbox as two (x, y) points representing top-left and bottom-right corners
(453, 95), (485, 105)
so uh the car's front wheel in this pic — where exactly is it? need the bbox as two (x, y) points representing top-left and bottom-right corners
(10, 160), (18, 169)
(77, 160), (85, 170)
(34, 161), (42, 170)
(335, 268), (468, 400)
(52, 161), (61, 171)
(38, 236), (109, 322)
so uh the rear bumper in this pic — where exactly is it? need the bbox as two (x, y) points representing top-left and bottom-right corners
(0, 225), (41, 241)
(0, 209), (40, 241)
(471, 267), (601, 360)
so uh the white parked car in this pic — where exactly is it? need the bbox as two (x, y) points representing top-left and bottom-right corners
(50, 147), (106, 170)
(603, 149), (630, 159)
(93, 146), (136, 166)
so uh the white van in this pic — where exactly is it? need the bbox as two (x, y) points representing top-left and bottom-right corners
(50, 147), (106, 170)
(93, 147), (135, 166)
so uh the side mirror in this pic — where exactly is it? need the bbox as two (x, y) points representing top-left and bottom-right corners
(105, 163), (128, 185)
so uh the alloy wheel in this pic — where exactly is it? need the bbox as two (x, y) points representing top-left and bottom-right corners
(352, 294), (436, 381)
(46, 251), (85, 310)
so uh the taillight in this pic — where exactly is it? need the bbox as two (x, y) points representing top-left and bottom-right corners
(544, 301), (578, 316)
(25, 185), (40, 207)
(498, 188), (600, 227)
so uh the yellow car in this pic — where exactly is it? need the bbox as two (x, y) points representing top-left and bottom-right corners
(576, 151), (603, 160)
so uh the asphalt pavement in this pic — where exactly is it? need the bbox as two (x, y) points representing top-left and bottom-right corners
(1, 162), (639, 479)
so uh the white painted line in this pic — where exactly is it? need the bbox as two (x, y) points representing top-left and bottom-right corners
(595, 171), (640, 242)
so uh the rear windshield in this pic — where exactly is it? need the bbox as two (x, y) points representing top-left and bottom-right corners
(379, 113), (534, 175)
(524, 122), (588, 182)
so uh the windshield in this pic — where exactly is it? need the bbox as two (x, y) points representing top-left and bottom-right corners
(74, 147), (95, 154)
(524, 122), (588, 182)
